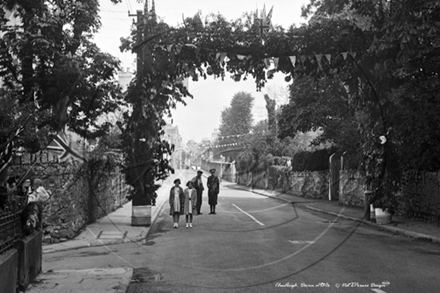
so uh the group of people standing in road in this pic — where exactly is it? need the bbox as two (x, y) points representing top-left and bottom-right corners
(169, 168), (220, 228)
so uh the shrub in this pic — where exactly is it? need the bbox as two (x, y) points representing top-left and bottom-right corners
(291, 148), (337, 171)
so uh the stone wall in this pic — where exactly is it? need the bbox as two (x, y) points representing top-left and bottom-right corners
(338, 170), (440, 222)
(236, 169), (267, 189)
(201, 160), (236, 182)
(403, 171), (440, 222)
(339, 170), (365, 207)
(288, 170), (329, 200)
(237, 165), (329, 200)
(8, 152), (129, 244)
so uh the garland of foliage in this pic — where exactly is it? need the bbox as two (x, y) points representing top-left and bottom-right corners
(118, 1), (440, 211)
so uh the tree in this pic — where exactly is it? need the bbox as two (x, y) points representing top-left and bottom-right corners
(118, 1), (440, 211)
(219, 91), (254, 137)
(278, 75), (360, 160)
(0, 0), (124, 175)
(299, 0), (440, 209)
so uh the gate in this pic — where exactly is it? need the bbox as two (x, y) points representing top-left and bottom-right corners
(328, 153), (341, 201)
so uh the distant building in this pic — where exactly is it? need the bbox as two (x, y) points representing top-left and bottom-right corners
(118, 68), (133, 92)
(163, 122), (182, 169)
(211, 129), (219, 143)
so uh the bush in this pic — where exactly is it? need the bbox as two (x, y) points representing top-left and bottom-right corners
(291, 148), (337, 171)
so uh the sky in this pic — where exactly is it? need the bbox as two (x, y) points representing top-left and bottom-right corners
(95, 0), (310, 143)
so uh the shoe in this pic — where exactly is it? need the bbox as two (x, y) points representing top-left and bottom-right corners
(189, 223), (193, 228)
(213, 212), (216, 214)
(186, 223), (189, 228)
(173, 224), (177, 229)
(209, 212), (213, 214)
(198, 213), (203, 215)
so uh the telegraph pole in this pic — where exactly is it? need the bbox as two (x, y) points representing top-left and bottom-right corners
(128, 0), (156, 227)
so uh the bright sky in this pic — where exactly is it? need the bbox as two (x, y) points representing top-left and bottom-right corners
(95, 0), (309, 143)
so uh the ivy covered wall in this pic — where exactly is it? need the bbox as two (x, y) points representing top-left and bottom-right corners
(8, 152), (129, 244)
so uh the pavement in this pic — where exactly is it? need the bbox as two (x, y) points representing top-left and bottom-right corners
(25, 185), (170, 293)
(225, 182), (440, 244)
(24, 170), (440, 292)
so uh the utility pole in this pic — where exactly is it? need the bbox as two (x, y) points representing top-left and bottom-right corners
(128, 0), (156, 227)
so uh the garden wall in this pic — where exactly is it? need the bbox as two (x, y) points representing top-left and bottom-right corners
(201, 159), (236, 182)
(237, 165), (329, 200)
(339, 170), (365, 207)
(402, 171), (440, 222)
(337, 170), (440, 223)
(8, 152), (129, 244)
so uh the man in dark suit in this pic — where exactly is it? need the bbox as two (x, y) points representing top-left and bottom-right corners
(207, 168), (220, 214)
(191, 170), (204, 215)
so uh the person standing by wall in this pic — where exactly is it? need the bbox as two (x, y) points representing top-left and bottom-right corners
(183, 181), (197, 228)
(28, 178), (51, 203)
(191, 170), (204, 215)
(207, 168), (220, 214)
(169, 179), (184, 228)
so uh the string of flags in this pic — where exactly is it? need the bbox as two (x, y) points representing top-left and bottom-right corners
(212, 142), (243, 149)
(216, 134), (248, 140)
(155, 43), (358, 74)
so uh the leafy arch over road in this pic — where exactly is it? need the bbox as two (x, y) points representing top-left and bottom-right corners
(121, 0), (440, 207)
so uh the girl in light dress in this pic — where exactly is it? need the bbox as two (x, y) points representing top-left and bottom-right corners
(169, 179), (184, 228)
(183, 181), (197, 228)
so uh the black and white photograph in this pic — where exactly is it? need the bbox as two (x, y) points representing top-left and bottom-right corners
(1, 0), (440, 292)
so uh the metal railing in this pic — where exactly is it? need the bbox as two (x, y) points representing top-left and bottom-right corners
(0, 209), (23, 254)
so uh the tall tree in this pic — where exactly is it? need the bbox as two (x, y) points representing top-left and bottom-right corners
(219, 91), (254, 137)
(0, 0), (124, 178)
(299, 0), (440, 207)
(278, 76), (360, 157)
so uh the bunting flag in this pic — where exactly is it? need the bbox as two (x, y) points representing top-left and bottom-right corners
(219, 52), (227, 63)
(213, 142), (243, 148)
(217, 133), (247, 140)
(47, 131), (85, 165)
(325, 54), (332, 64)
(289, 56), (296, 67)
(156, 39), (359, 78)
(315, 54), (323, 71)
(273, 57), (279, 69)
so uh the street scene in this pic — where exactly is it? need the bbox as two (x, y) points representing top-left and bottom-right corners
(22, 167), (440, 293)
(2, 0), (440, 293)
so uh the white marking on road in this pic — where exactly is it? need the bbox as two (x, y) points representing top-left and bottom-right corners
(289, 240), (315, 244)
(371, 289), (388, 293)
(232, 204), (265, 226)
(181, 207), (346, 271)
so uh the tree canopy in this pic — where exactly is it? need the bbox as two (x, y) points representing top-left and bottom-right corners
(3, 0), (438, 209)
(120, 0), (440, 206)
(0, 0), (124, 177)
(219, 91), (254, 137)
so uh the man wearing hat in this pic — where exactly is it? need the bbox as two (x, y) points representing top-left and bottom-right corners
(191, 170), (204, 215)
(207, 168), (220, 214)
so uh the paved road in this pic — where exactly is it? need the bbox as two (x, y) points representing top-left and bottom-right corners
(42, 169), (440, 293)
